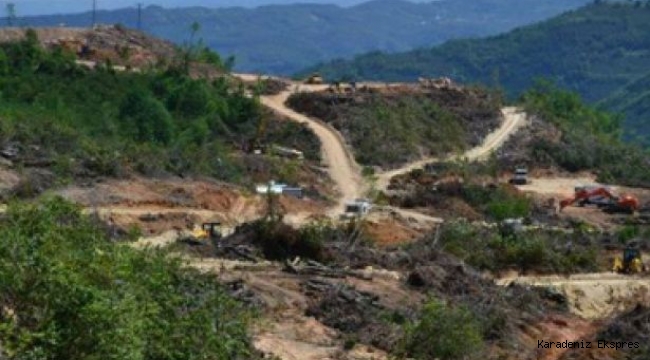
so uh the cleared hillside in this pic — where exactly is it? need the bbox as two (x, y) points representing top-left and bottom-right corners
(5, 0), (591, 74)
(0, 28), (324, 201)
(286, 84), (503, 169)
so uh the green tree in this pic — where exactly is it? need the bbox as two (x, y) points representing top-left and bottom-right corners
(119, 89), (174, 144)
(400, 299), (484, 360)
(0, 197), (255, 359)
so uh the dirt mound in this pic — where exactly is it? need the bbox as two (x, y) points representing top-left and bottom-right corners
(255, 78), (291, 96)
(0, 167), (21, 199)
(0, 26), (177, 68)
(501, 273), (650, 320)
(304, 280), (406, 352)
(556, 305), (650, 360)
(361, 216), (424, 247)
(496, 114), (562, 170)
(57, 178), (264, 235)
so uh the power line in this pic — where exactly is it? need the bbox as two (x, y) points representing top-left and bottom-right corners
(91, 0), (96, 27)
(6, 2), (16, 26)
(137, 3), (142, 30)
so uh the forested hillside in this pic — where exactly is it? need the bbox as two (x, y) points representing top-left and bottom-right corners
(306, 1), (650, 142)
(0, 29), (320, 198)
(5, 0), (591, 74)
(600, 71), (650, 142)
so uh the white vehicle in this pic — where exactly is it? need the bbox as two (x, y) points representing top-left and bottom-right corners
(509, 167), (528, 185)
(341, 198), (372, 219)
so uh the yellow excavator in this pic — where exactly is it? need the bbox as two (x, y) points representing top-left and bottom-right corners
(613, 243), (646, 274)
(179, 222), (222, 245)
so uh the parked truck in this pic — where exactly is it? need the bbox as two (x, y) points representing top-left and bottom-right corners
(509, 167), (528, 185)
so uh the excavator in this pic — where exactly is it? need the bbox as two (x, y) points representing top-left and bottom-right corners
(613, 243), (646, 274)
(559, 187), (639, 214)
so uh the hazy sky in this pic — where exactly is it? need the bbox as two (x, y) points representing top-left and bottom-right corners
(3, 0), (397, 16)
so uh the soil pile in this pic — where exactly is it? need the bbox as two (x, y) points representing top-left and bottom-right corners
(559, 305), (650, 359)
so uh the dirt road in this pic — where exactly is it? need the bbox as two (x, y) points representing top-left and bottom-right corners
(260, 89), (366, 217)
(517, 175), (600, 197)
(375, 106), (529, 191)
(496, 273), (650, 319)
(248, 74), (528, 223)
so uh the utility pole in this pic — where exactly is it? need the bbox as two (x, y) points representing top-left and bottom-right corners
(91, 0), (97, 27)
(137, 3), (143, 30)
(6, 3), (16, 26)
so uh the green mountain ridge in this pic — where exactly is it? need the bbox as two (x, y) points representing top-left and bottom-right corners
(305, 1), (650, 142)
(599, 71), (650, 142)
(3, 0), (591, 74)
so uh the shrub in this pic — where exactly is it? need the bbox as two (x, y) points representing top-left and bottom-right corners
(462, 184), (532, 221)
(399, 298), (484, 360)
(0, 197), (255, 359)
(439, 220), (599, 274)
(251, 219), (327, 261)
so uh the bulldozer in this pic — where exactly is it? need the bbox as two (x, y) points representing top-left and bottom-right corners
(178, 222), (222, 245)
(613, 243), (646, 274)
(559, 186), (639, 214)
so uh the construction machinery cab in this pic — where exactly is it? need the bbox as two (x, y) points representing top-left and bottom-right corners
(340, 198), (372, 220)
(180, 222), (222, 246)
(499, 218), (524, 237)
(560, 186), (639, 214)
(613, 243), (646, 274)
(201, 222), (222, 239)
(509, 167), (528, 185)
(305, 73), (324, 85)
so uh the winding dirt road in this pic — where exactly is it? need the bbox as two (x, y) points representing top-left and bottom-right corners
(375, 106), (529, 191)
(260, 89), (365, 217)
(254, 78), (529, 221)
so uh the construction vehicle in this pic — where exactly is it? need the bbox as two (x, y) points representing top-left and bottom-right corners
(271, 145), (304, 160)
(509, 167), (528, 185)
(499, 218), (524, 237)
(559, 186), (639, 214)
(573, 185), (615, 207)
(340, 198), (372, 220)
(613, 243), (646, 274)
(304, 73), (324, 85)
(178, 222), (222, 245)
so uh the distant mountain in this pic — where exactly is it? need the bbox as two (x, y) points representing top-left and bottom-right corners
(305, 1), (650, 143)
(3, 0), (380, 16)
(4, 0), (591, 74)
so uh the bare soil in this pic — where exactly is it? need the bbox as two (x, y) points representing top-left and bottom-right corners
(260, 88), (366, 216)
(0, 26), (177, 68)
(56, 177), (327, 236)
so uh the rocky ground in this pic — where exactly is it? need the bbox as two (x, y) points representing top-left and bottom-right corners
(1, 26), (650, 360)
